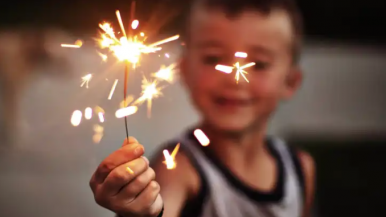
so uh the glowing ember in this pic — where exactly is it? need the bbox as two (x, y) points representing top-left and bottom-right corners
(133, 78), (163, 118)
(71, 110), (82, 126)
(152, 63), (177, 83)
(131, 20), (139, 30)
(215, 64), (233, 74)
(194, 129), (210, 146)
(215, 62), (255, 83)
(163, 143), (180, 169)
(85, 107), (93, 120)
(115, 106), (138, 118)
(126, 166), (134, 174)
(98, 112), (105, 123)
(97, 52), (108, 61)
(61, 40), (83, 48)
(234, 62), (255, 83)
(108, 79), (119, 100)
(235, 52), (248, 58)
(93, 124), (104, 143)
(80, 74), (92, 88)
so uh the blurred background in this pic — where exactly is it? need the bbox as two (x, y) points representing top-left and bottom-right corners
(0, 0), (385, 216)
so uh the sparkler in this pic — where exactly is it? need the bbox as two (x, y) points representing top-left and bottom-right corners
(66, 1), (182, 169)
(215, 52), (255, 83)
(95, 3), (179, 139)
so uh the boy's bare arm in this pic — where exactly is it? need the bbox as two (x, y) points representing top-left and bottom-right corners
(151, 151), (201, 217)
(298, 151), (316, 217)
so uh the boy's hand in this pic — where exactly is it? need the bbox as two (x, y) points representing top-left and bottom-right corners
(89, 137), (163, 217)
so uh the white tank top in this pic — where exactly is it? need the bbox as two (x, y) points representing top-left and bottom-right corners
(162, 130), (305, 217)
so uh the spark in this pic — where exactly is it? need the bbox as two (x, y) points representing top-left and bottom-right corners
(194, 129), (210, 146)
(215, 65), (233, 74)
(235, 52), (248, 58)
(98, 112), (105, 123)
(61, 40), (83, 48)
(93, 124), (104, 133)
(133, 77), (163, 118)
(71, 110), (82, 126)
(97, 52), (108, 61)
(234, 62), (255, 83)
(148, 35), (180, 48)
(140, 32), (145, 37)
(115, 106), (138, 118)
(152, 63), (177, 83)
(163, 143), (180, 170)
(126, 166), (134, 174)
(131, 20), (139, 30)
(215, 61), (255, 83)
(61, 44), (81, 48)
(116, 11), (127, 37)
(85, 107), (93, 120)
(108, 79), (119, 100)
(81, 74), (92, 88)
(93, 124), (104, 143)
(93, 134), (103, 144)
(94, 106), (105, 123)
(94, 106), (105, 114)
(165, 53), (170, 58)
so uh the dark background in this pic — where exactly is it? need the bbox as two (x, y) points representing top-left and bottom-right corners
(1, 0), (386, 43)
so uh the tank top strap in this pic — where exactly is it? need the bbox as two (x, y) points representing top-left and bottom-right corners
(269, 137), (304, 212)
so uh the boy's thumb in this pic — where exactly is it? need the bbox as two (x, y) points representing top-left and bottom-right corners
(122, 136), (139, 146)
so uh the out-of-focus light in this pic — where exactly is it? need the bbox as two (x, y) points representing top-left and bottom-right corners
(194, 129), (210, 146)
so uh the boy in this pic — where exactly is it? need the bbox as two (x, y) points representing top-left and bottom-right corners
(89, 0), (316, 216)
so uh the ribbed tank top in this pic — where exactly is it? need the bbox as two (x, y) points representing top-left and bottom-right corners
(162, 129), (305, 217)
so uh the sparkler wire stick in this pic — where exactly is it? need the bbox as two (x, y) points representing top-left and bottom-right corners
(122, 0), (136, 140)
(121, 0), (138, 141)
(123, 63), (130, 139)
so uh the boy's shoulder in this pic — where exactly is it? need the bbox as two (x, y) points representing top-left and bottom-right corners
(285, 144), (316, 214)
(285, 142), (315, 182)
(149, 133), (203, 199)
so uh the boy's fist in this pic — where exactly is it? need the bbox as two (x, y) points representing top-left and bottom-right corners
(89, 137), (163, 217)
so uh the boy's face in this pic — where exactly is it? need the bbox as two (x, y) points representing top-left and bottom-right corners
(181, 7), (301, 133)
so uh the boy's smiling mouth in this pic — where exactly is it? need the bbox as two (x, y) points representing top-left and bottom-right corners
(213, 96), (254, 111)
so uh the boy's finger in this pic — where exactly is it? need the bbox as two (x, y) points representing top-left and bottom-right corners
(100, 157), (149, 196)
(94, 144), (144, 183)
(122, 137), (139, 147)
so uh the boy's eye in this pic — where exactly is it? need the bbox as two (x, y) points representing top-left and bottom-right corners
(253, 60), (270, 71)
(202, 55), (221, 65)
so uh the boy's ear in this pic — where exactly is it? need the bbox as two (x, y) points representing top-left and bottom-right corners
(282, 67), (302, 100)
